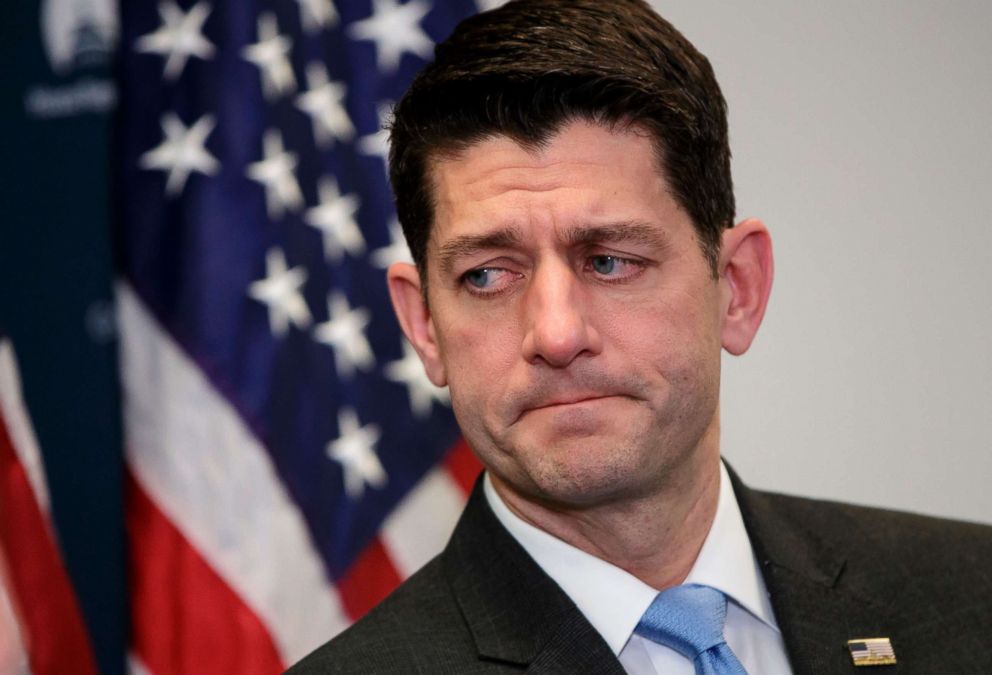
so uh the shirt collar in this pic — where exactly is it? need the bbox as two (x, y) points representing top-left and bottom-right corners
(686, 463), (780, 634)
(483, 461), (780, 656)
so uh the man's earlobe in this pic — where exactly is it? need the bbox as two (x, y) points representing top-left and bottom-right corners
(719, 218), (774, 356)
(386, 262), (448, 386)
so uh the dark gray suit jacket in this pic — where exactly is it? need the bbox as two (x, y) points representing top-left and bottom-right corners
(289, 469), (992, 674)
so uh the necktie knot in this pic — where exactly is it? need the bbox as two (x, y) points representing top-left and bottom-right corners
(635, 584), (747, 674)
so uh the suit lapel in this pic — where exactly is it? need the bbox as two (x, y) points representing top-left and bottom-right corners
(441, 479), (625, 674)
(524, 611), (625, 675)
(729, 468), (907, 674)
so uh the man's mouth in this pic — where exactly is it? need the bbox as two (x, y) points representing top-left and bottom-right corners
(508, 374), (641, 424)
(513, 393), (629, 424)
(528, 394), (613, 411)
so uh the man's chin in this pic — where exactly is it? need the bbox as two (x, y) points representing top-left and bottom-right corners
(504, 443), (655, 509)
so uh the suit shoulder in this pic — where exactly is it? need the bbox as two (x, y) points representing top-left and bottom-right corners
(286, 557), (479, 675)
(755, 488), (992, 572)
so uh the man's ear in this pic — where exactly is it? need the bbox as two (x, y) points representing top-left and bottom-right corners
(719, 218), (774, 356)
(387, 262), (448, 386)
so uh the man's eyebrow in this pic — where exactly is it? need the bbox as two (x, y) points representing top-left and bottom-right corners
(436, 227), (523, 274)
(563, 221), (671, 250)
(435, 221), (670, 273)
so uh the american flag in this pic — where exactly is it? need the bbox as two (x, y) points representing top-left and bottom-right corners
(847, 638), (897, 667)
(115, 1), (491, 672)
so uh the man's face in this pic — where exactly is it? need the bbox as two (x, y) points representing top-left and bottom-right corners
(396, 121), (733, 508)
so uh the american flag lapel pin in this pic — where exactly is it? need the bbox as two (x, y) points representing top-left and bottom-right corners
(847, 637), (897, 666)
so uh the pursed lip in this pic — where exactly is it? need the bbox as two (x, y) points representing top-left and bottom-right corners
(520, 393), (620, 417)
(524, 394), (612, 412)
(508, 377), (639, 424)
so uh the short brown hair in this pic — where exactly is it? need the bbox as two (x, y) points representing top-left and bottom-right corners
(389, 0), (734, 278)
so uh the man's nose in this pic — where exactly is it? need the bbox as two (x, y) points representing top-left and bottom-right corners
(520, 262), (603, 367)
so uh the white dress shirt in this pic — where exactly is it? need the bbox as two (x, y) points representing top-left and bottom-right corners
(483, 463), (794, 674)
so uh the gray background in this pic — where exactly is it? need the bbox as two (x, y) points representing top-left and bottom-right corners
(650, 1), (991, 524)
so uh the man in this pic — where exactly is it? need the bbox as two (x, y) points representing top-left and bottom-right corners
(291, 1), (992, 673)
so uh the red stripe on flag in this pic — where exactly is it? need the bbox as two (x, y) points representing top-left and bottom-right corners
(0, 413), (98, 675)
(443, 438), (483, 497)
(126, 471), (284, 675)
(336, 537), (402, 621)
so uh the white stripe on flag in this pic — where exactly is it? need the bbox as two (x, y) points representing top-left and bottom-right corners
(381, 467), (464, 577)
(0, 340), (52, 517)
(117, 283), (349, 663)
(0, 549), (30, 675)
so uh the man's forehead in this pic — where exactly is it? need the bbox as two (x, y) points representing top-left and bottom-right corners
(429, 124), (663, 209)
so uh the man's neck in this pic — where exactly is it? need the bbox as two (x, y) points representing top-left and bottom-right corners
(489, 446), (721, 591)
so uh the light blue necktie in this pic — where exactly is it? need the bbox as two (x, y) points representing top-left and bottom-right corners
(635, 584), (748, 675)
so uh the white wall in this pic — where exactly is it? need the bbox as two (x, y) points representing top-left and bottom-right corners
(651, 1), (992, 524)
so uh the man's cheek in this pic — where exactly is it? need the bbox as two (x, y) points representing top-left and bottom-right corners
(450, 320), (519, 367)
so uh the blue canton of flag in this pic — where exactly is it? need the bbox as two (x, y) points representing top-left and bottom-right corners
(115, 1), (489, 672)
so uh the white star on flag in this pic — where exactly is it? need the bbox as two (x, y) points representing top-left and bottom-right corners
(358, 102), (393, 165)
(385, 340), (450, 418)
(135, 0), (215, 81)
(139, 112), (219, 196)
(295, 0), (339, 34)
(296, 62), (355, 147)
(370, 219), (413, 269)
(348, 0), (433, 73)
(246, 129), (304, 220)
(314, 292), (375, 378)
(242, 13), (296, 100)
(248, 247), (312, 337)
(304, 177), (365, 261)
(327, 408), (386, 499)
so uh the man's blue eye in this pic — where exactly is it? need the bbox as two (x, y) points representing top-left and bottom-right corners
(465, 268), (493, 288)
(591, 256), (617, 275)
